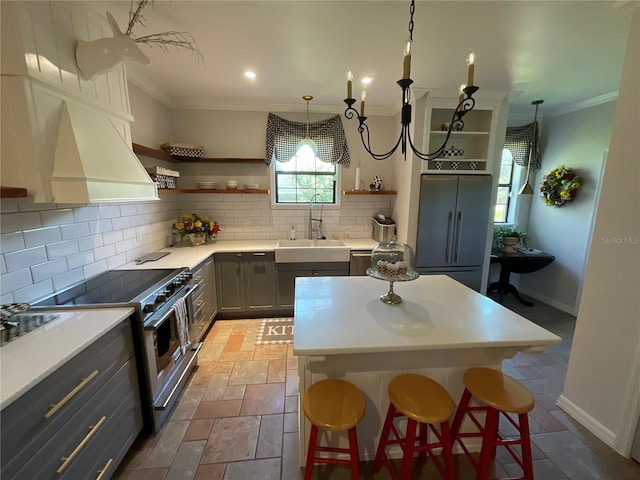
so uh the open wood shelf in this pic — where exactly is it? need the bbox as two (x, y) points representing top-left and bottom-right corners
(132, 143), (264, 164)
(159, 189), (269, 194)
(1, 186), (28, 198)
(343, 190), (397, 195)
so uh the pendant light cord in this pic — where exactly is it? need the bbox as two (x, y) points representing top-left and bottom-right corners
(306, 99), (310, 139)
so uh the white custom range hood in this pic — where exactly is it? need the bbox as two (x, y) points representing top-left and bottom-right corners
(51, 100), (158, 204)
(0, 1), (158, 204)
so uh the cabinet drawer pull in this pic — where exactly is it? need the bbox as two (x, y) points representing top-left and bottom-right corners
(96, 458), (113, 480)
(252, 252), (266, 256)
(196, 300), (205, 307)
(57, 415), (107, 473)
(45, 369), (99, 419)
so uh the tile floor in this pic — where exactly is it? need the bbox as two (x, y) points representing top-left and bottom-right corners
(114, 294), (640, 479)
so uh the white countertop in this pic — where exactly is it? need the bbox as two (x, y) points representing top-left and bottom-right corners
(293, 275), (561, 356)
(0, 307), (134, 409)
(120, 239), (378, 271)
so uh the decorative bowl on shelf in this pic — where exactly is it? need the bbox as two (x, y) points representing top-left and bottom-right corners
(226, 180), (238, 189)
(366, 239), (419, 304)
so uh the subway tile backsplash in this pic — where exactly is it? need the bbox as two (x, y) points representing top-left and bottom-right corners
(0, 193), (392, 304)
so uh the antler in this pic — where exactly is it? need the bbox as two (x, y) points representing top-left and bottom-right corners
(126, 0), (150, 36)
(135, 31), (206, 66)
(125, 0), (206, 68)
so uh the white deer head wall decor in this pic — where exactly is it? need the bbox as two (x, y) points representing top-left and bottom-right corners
(76, 12), (151, 80)
(75, 0), (204, 81)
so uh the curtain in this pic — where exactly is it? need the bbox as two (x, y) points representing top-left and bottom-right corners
(265, 113), (350, 166)
(504, 121), (540, 170)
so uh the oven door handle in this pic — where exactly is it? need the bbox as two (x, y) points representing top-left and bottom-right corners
(144, 307), (175, 331)
(144, 283), (197, 330)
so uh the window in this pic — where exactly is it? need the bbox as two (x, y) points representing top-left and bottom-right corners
(266, 113), (349, 204)
(274, 144), (337, 204)
(495, 148), (515, 222)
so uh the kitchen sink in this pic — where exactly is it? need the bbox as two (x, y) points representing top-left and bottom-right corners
(275, 239), (350, 263)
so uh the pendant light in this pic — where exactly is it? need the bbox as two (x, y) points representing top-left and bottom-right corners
(518, 99), (544, 195)
(296, 95), (318, 155)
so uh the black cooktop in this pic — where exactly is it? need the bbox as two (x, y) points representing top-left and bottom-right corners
(34, 269), (183, 307)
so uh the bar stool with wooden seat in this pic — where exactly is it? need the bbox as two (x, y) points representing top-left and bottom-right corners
(302, 378), (366, 480)
(450, 367), (535, 480)
(373, 374), (455, 480)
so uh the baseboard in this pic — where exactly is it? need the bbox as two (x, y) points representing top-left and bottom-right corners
(556, 395), (617, 448)
(517, 287), (577, 315)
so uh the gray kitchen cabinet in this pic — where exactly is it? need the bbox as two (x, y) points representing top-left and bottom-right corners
(275, 262), (350, 310)
(190, 256), (217, 343)
(215, 252), (245, 313)
(245, 252), (277, 312)
(0, 317), (142, 480)
(214, 252), (276, 318)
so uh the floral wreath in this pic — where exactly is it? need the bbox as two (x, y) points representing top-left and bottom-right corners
(540, 166), (583, 207)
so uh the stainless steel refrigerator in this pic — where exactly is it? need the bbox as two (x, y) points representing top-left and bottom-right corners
(415, 174), (492, 291)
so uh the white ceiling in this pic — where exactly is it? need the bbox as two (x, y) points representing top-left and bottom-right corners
(98, 1), (636, 118)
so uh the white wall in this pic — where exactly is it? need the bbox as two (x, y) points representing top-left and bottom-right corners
(516, 101), (617, 314)
(128, 81), (171, 148)
(0, 195), (178, 304)
(559, 6), (640, 455)
(176, 193), (394, 242)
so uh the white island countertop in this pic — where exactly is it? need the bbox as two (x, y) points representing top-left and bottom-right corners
(1, 307), (134, 409)
(293, 275), (561, 356)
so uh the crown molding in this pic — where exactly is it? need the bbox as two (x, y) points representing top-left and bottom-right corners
(546, 91), (619, 118)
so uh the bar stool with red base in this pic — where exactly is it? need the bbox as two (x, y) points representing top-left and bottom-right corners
(373, 374), (456, 480)
(302, 378), (366, 480)
(450, 367), (535, 480)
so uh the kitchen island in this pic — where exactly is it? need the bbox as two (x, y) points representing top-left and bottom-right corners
(293, 275), (561, 464)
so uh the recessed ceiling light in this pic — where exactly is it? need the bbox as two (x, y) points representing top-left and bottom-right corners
(243, 69), (258, 80)
(361, 76), (374, 85)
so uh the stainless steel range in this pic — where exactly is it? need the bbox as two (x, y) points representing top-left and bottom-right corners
(32, 267), (200, 433)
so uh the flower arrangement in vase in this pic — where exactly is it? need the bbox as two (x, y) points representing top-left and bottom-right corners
(494, 225), (527, 253)
(173, 213), (219, 246)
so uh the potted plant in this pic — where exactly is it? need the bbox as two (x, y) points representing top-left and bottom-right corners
(494, 225), (527, 253)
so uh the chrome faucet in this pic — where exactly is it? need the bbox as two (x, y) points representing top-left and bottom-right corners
(308, 193), (324, 240)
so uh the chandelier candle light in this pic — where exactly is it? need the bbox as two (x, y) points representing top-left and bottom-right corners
(344, 0), (479, 161)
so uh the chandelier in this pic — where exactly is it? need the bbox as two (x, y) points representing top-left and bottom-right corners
(343, 0), (479, 161)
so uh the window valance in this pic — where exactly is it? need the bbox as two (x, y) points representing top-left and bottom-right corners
(265, 113), (350, 166)
(505, 122), (540, 170)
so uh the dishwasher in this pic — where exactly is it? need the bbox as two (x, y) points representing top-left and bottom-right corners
(350, 250), (372, 276)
